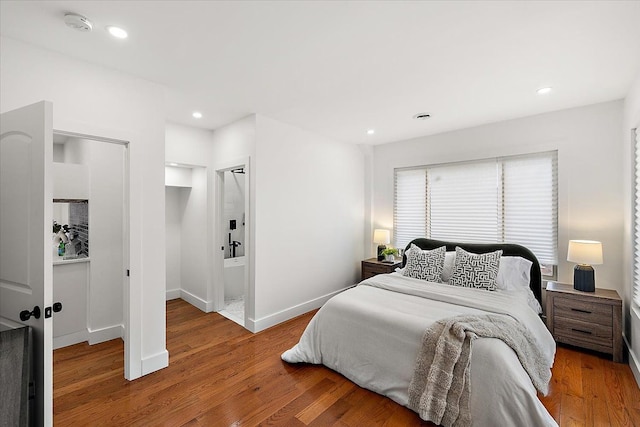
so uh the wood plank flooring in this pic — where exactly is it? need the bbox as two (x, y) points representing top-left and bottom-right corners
(54, 299), (640, 426)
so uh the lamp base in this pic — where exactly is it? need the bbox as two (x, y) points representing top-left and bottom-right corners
(377, 244), (386, 261)
(573, 264), (595, 292)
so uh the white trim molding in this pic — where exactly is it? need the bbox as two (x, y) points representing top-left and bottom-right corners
(88, 324), (123, 345)
(628, 305), (640, 387)
(53, 330), (88, 350)
(247, 286), (354, 333)
(166, 289), (180, 300)
(141, 349), (169, 376)
(179, 289), (213, 312)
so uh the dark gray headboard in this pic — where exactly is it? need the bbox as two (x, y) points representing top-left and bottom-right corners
(403, 238), (542, 304)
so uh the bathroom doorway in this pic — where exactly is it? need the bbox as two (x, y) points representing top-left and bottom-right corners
(214, 159), (250, 328)
(219, 167), (246, 325)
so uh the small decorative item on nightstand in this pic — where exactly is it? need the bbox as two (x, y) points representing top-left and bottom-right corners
(373, 229), (391, 261)
(567, 240), (603, 292)
(381, 247), (399, 263)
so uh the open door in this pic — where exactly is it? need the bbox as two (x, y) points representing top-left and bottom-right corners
(0, 101), (53, 426)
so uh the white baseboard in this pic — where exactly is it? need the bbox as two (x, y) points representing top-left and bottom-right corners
(141, 349), (169, 376)
(628, 306), (640, 387)
(166, 288), (181, 300)
(179, 289), (210, 312)
(628, 341), (640, 387)
(247, 285), (353, 333)
(88, 324), (123, 345)
(53, 330), (88, 350)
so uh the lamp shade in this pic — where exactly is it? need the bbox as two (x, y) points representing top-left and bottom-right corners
(373, 229), (390, 245)
(567, 240), (603, 265)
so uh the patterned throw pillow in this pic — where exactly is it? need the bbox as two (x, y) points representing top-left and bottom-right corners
(402, 244), (446, 282)
(448, 247), (503, 291)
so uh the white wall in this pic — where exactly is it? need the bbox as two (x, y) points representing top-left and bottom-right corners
(165, 186), (182, 298)
(165, 166), (192, 187)
(165, 122), (214, 310)
(52, 262), (89, 349)
(1, 36), (167, 379)
(252, 115), (365, 330)
(623, 71), (640, 385)
(179, 167), (208, 306)
(52, 163), (90, 199)
(373, 100), (624, 293)
(211, 116), (257, 321)
(63, 139), (125, 344)
(166, 122), (213, 166)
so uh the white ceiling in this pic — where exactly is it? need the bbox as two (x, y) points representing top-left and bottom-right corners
(2, 1), (640, 145)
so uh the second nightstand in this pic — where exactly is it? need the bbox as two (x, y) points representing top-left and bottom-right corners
(361, 258), (402, 281)
(546, 281), (623, 362)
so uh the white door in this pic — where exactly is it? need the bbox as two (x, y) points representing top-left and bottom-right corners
(0, 101), (53, 426)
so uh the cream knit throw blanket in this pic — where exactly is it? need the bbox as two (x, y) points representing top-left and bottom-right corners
(408, 314), (551, 427)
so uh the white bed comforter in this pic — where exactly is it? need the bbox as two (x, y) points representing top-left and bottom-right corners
(282, 273), (558, 427)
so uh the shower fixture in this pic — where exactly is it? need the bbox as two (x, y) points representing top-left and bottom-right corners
(230, 167), (245, 174)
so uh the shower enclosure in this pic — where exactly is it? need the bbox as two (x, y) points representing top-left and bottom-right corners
(220, 167), (246, 325)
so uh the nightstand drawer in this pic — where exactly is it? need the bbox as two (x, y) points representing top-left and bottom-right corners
(361, 258), (401, 281)
(554, 316), (612, 342)
(553, 296), (612, 326)
(366, 263), (395, 275)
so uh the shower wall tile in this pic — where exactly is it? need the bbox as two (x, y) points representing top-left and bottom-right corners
(69, 202), (89, 256)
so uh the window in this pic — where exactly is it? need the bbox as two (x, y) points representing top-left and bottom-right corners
(394, 151), (558, 273)
(634, 129), (640, 307)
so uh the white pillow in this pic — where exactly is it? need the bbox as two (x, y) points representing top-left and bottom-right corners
(441, 251), (456, 283)
(495, 256), (532, 291)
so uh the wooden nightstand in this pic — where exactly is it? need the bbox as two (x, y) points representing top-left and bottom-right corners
(545, 281), (622, 362)
(361, 258), (402, 281)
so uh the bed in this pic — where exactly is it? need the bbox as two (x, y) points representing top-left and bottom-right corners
(282, 238), (557, 426)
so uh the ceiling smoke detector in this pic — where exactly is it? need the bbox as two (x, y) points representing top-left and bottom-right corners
(64, 13), (93, 32)
(413, 113), (431, 120)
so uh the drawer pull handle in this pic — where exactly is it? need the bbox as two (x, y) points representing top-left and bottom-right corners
(570, 308), (591, 314)
(571, 328), (592, 335)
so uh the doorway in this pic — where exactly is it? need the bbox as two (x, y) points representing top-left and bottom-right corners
(219, 167), (246, 325)
(51, 131), (129, 355)
(214, 159), (250, 329)
(164, 164), (209, 311)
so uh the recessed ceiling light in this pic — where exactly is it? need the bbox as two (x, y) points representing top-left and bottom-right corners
(537, 87), (552, 95)
(192, 111), (203, 119)
(367, 129), (375, 135)
(169, 163), (179, 166)
(107, 26), (128, 39)
(413, 113), (431, 120)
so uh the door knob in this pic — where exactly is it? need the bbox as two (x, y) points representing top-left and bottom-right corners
(19, 306), (41, 321)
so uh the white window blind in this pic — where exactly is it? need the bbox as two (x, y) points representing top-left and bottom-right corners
(634, 128), (640, 307)
(502, 153), (558, 265)
(394, 169), (426, 249)
(393, 151), (558, 266)
(427, 161), (499, 243)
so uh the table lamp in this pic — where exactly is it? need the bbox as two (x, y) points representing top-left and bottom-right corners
(567, 240), (603, 292)
(373, 229), (390, 261)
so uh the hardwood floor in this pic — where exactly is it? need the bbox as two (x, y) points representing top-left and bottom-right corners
(54, 299), (640, 426)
